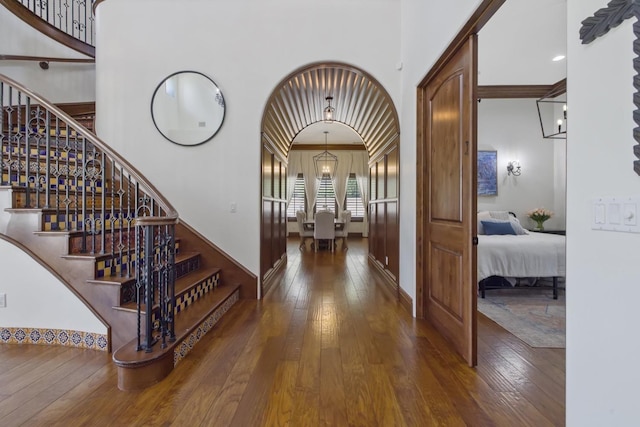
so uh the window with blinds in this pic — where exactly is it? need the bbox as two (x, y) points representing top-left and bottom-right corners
(316, 173), (336, 214)
(345, 173), (365, 218)
(286, 173), (306, 218)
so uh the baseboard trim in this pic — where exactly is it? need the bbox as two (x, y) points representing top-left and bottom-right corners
(399, 285), (413, 315)
(367, 254), (412, 316)
(261, 254), (287, 298)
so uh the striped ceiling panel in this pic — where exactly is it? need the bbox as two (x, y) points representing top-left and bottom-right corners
(262, 63), (399, 160)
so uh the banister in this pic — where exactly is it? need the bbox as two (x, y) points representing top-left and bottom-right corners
(0, 72), (178, 221)
(0, 0), (95, 58)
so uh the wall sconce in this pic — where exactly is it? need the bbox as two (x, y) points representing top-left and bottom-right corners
(323, 96), (335, 123)
(507, 160), (521, 176)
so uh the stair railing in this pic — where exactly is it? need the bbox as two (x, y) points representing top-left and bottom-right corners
(0, 0), (95, 57)
(0, 73), (178, 353)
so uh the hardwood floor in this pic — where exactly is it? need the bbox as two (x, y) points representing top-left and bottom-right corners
(0, 238), (565, 426)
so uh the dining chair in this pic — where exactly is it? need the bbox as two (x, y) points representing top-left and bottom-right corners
(314, 210), (335, 252)
(335, 210), (351, 250)
(296, 210), (313, 250)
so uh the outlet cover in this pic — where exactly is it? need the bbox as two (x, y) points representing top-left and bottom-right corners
(0, 293), (6, 308)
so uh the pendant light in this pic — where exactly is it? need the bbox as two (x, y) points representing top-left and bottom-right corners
(323, 96), (335, 123)
(313, 131), (338, 180)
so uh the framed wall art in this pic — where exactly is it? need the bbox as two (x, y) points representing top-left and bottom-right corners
(477, 150), (497, 196)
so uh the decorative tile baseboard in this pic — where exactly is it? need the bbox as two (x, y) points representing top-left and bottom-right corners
(0, 327), (108, 351)
(173, 288), (239, 365)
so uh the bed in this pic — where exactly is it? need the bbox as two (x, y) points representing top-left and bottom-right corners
(476, 211), (566, 299)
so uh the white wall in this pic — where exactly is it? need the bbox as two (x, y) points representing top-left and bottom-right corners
(478, 98), (566, 230)
(566, 1), (640, 425)
(0, 8), (95, 103)
(399, 0), (483, 314)
(0, 238), (106, 333)
(95, 0), (401, 280)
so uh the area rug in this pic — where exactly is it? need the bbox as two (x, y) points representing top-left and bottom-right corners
(478, 287), (565, 348)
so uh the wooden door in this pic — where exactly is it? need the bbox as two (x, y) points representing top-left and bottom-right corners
(417, 36), (477, 366)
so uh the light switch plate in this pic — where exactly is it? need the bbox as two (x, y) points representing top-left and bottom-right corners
(592, 196), (640, 233)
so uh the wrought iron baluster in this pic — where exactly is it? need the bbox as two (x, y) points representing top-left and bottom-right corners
(0, 81), (4, 185)
(99, 150), (105, 255)
(7, 86), (14, 187)
(63, 121), (72, 231)
(143, 223), (154, 352)
(81, 137), (87, 251)
(126, 171), (133, 277)
(135, 224), (143, 351)
(19, 93), (28, 207)
(166, 224), (176, 343)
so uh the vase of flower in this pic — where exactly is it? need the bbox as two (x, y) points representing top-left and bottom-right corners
(527, 207), (553, 232)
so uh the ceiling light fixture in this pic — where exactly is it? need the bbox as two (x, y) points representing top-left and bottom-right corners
(313, 131), (338, 180)
(536, 91), (567, 140)
(323, 96), (335, 123)
(552, 55), (566, 62)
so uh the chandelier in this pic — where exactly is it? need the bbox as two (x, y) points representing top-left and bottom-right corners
(313, 131), (338, 180)
(536, 91), (567, 139)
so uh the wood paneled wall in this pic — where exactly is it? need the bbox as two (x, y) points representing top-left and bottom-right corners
(260, 142), (287, 291)
(369, 144), (399, 281)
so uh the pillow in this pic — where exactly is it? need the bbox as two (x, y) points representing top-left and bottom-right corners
(481, 220), (516, 235)
(477, 211), (529, 235)
(488, 211), (510, 220)
(507, 217), (529, 235)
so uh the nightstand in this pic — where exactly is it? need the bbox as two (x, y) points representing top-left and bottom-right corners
(531, 229), (566, 235)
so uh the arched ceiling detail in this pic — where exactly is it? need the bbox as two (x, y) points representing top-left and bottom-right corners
(262, 62), (400, 160)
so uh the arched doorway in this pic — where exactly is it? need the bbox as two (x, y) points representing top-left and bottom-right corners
(259, 62), (402, 301)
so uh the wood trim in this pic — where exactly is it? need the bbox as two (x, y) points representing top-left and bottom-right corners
(176, 221), (258, 299)
(478, 79), (566, 99)
(546, 78), (567, 98)
(0, 55), (94, 64)
(418, 0), (505, 87)
(289, 144), (366, 151)
(55, 102), (96, 116)
(368, 254), (396, 296)
(399, 285), (413, 315)
(478, 84), (554, 99)
(261, 254), (287, 298)
(0, 0), (95, 58)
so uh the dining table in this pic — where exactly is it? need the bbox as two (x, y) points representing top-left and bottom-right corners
(303, 219), (344, 232)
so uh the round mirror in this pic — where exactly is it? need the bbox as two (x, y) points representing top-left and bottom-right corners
(151, 71), (225, 146)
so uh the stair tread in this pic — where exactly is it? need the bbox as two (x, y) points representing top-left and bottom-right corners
(63, 250), (197, 263)
(112, 283), (240, 366)
(114, 266), (221, 312)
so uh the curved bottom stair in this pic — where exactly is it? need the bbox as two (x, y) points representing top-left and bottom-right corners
(112, 283), (240, 391)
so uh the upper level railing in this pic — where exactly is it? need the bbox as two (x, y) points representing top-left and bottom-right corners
(0, 0), (95, 57)
(0, 73), (177, 352)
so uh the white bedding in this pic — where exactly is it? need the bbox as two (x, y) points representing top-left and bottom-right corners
(477, 232), (566, 281)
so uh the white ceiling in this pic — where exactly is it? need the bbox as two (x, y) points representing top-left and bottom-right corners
(478, 0), (567, 86)
(292, 121), (364, 146)
(292, 0), (568, 146)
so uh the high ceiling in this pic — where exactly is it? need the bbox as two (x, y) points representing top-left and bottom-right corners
(262, 1), (566, 152)
(261, 63), (399, 157)
(478, 0), (567, 86)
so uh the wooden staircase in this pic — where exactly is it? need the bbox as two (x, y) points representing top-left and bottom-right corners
(0, 74), (256, 390)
